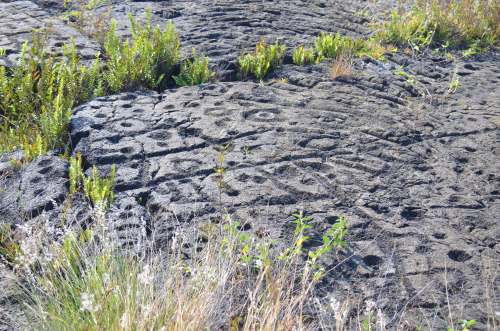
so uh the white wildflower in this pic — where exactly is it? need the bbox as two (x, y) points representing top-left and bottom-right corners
(79, 292), (98, 312)
(377, 309), (387, 329)
(365, 299), (376, 315)
(102, 273), (111, 285)
(120, 312), (130, 329)
(137, 264), (154, 285)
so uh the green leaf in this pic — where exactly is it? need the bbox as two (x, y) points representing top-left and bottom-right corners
(320, 247), (332, 254)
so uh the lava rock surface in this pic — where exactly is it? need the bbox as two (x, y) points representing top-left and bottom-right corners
(1, 0), (499, 329)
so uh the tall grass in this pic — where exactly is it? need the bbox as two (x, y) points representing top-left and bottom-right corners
(373, 0), (500, 51)
(3, 208), (350, 330)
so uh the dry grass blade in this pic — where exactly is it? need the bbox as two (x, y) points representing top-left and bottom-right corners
(332, 52), (354, 80)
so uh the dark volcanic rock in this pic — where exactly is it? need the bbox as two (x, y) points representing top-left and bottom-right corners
(1, 0), (499, 329)
(19, 154), (69, 218)
(0, 153), (69, 224)
(69, 57), (499, 326)
(0, 1), (101, 68)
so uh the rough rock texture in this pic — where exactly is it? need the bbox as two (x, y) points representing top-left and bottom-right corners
(0, 0), (499, 329)
(69, 58), (499, 328)
(0, 0), (100, 68)
(1, 0), (372, 69)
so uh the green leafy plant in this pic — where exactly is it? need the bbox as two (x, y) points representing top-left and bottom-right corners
(395, 66), (431, 99)
(292, 45), (318, 65)
(445, 74), (461, 95)
(277, 212), (349, 281)
(448, 319), (477, 331)
(314, 32), (364, 63)
(103, 10), (180, 93)
(69, 154), (116, 211)
(238, 39), (286, 79)
(372, 0), (500, 52)
(173, 47), (214, 86)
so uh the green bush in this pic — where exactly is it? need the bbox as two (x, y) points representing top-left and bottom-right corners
(104, 11), (180, 93)
(238, 39), (286, 79)
(292, 45), (318, 65)
(173, 47), (214, 86)
(0, 11), (181, 162)
(314, 32), (365, 62)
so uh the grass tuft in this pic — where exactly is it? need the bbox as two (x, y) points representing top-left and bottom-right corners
(372, 0), (500, 52)
(3, 207), (350, 330)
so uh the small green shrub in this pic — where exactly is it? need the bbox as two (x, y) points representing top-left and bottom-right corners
(238, 39), (286, 79)
(314, 32), (364, 62)
(104, 10), (180, 93)
(0, 11), (182, 162)
(0, 30), (104, 160)
(173, 47), (214, 86)
(69, 154), (116, 211)
(292, 45), (318, 65)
